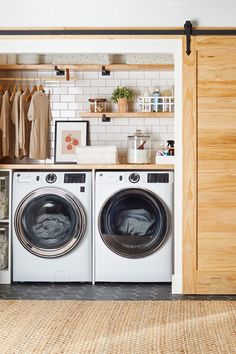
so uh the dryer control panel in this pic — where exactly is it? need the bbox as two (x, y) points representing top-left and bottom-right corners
(147, 173), (169, 183)
(64, 173), (86, 183)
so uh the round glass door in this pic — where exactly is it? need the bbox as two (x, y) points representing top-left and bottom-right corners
(14, 187), (86, 258)
(98, 188), (169, 258)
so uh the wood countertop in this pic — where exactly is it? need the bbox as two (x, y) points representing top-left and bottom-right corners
(0, 163), (174, 170)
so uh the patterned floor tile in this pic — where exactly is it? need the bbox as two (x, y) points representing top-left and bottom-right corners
(0, 282), (235, 300)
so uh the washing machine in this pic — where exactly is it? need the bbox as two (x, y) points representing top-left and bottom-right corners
(95, 171), (174, 282)
(12, 171), (92, 282)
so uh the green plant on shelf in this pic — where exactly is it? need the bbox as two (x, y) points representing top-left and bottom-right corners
(111, 86), (134, 103)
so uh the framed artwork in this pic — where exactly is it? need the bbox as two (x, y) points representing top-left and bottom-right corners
(54, 120), (89, 163)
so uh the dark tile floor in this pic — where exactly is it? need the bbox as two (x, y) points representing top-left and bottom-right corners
(0, 282), (235, 300)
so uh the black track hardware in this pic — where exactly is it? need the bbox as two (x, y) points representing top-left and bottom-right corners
(102, 114), (110, 122)
(102, 66), (110, 76)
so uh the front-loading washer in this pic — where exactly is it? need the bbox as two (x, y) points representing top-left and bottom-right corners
(95, 171), (174, 282)
(12, 171), (92, 282)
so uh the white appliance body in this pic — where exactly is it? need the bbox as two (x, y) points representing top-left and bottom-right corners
(95, 171), (174, 282)
(12, 171), (92, 282)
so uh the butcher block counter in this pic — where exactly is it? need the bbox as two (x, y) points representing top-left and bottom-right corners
(0, 164), (174, 170)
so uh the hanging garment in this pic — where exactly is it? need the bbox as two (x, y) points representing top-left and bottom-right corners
(11, 89), (22, 158)
(19, 89), (30, 157)
(0, 92), (3, 158)
(27, 91), (51, 160)
(0, 90), (14, 158)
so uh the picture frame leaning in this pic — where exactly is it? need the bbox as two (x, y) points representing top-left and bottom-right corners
(54, 120), (89, 164)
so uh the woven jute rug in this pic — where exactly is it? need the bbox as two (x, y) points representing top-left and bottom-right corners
(0, 300), (235, 354)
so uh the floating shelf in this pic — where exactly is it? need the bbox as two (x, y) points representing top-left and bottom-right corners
(80, 112), (174, 118)
(0, 63), (174, 72)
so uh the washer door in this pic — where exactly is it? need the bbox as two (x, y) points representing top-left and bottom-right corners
(99, 188), (169, 258)
(14, 187), (86, 258)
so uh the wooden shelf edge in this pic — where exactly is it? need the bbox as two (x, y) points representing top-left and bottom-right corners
(80, 112), (174, 118)
(0, 163), (175, 170)
(0, 63), (174, 72)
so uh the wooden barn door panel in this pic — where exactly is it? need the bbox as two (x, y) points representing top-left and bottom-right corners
(183, 36), (236, 294)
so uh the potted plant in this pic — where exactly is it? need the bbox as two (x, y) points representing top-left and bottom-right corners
(111, 86), (134, 113)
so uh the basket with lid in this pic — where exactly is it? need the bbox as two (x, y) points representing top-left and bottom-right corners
(127, 129), (151, 164)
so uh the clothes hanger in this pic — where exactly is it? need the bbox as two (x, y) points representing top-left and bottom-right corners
(26, 82), (37, 101)
(25, 79), (30, 95)
(10, 81), (17, 102)
(18, 79), (23, 93)
(38, 80), (45, 93)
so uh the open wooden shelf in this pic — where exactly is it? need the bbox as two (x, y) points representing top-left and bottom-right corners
(79, 112), (174, 118)
(0, 63), (174, 72)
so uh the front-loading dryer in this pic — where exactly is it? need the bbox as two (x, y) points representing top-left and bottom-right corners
(12, 171), (92, 282)
(95, 171), (174, 282)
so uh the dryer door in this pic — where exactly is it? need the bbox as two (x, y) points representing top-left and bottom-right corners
(14, 187), (86, 258)
(98, 188), (170, 258)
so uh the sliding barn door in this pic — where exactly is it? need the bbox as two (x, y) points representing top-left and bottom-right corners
(183, 36), (236, 294)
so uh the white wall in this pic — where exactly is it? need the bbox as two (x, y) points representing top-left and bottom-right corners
(1, 0), (236, 27)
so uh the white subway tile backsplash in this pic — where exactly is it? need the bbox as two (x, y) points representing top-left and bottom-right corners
(50, 95), (60, 103)
(90, 125), (105, 133)
(77, 80), (91, 87)
(41, 68), (175, 161)
(129, 72), (144, 79)
(160, 71), (175, 79)
(83, 87), (99, 95)
(129, 118), (144, 126)
(98, 134), (115, 141)
(106, 80), (120, 87)
(144, 72), (160, 79)
(53, 87), (68, 95)
(137, 79), (152, 87)
(68, 87), (83, 94)
(106, 126), (122, 133)
(52, 102), (67, 110)
(51, 110), (60, 118)
(68, 103), (82, 110)
(61, 110), (76, 118)
(160, 133), (175, 141)
(151, 125), (168, 133)
(114, 71), (129, 79)
(121, 126), (137, 133)
(84, 72), (99, 79)
(121, 79), (137, 87)
(61, 95), (75, 102)
(91, 79), (106, 87)
(160, 118), (174, 126)
(98, 87), (113, 95)
(167, 125), (175, 133)
(144, 118), (159, 125)
(114, 118), (129, 125)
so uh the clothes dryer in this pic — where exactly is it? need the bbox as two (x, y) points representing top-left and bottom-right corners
(95, 171), (174, 282)
(12, 171), (92, 282)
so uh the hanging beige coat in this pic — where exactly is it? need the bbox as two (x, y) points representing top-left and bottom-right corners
(0, 90), (14, 158)
(27, 91), (51, 160)
(11, 89), (22, 158)
(19, 89), (30, 157)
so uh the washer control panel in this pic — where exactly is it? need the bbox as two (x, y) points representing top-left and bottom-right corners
(45, 173), (57, 184)
(129, 173), (140, 183)
(147, 173), (169, 183)
(64, 173), (86, 183)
